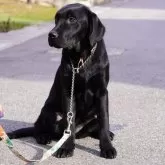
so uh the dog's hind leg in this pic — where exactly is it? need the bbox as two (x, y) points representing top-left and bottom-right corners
(76, 118), (114, 140)
(7, 127), (35, 139)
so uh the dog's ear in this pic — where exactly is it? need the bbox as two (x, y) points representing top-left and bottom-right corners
(88, 12), (105, 46)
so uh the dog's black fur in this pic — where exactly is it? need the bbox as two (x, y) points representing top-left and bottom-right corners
(8, 3), (117, 159)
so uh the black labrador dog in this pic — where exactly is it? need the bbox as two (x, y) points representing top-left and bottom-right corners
(8, 3), (117, 159)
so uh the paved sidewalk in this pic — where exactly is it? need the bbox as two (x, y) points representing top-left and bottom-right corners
(0, 22), (54, 51)
(1, 0), (165, 165)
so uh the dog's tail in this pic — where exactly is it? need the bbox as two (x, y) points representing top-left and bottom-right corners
(7, 127), (35, 139)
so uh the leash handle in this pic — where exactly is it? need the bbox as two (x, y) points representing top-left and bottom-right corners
(0, 125), (14, 148)
(0, 125), (5, 138)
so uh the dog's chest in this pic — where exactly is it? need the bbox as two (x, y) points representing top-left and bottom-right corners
(74, 71), (96, 114)
(63, 62), (100, 113)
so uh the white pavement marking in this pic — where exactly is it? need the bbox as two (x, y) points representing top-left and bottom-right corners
(100, 8), (165, 20)
(108, 48), (125, 56)
(0, 43), (12, 50)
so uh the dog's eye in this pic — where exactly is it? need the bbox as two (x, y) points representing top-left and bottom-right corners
(68, 17), (77, 23)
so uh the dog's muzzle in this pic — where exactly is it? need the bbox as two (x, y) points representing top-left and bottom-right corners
(48, 31), (61, 48)
(49, 31), (58, 39)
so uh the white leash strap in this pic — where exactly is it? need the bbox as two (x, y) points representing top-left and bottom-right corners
(39, 132), (70, 162)
(0, 126), (71, 163)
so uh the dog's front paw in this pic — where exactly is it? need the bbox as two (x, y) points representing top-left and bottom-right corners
(109, 131), (114, 141)
(35, 134), (52, 145)
(54, 148), (74, 158)
(100, 147), (117, 159)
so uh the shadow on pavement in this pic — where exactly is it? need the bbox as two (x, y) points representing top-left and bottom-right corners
(0, 119), (33, 132)
(76, 143), (100, 157)
(0, 119), (126, 134)
(0, 119), (126, 161)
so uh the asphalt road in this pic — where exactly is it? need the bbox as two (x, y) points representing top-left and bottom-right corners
(1, 0), (165, 164)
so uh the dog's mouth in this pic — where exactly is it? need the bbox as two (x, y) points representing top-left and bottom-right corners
(48, 36), (79, 50)
(48, 37), (62, 48)
(48, 37), (71, 49)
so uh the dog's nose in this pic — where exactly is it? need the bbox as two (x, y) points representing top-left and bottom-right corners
(49, 32), (58, 38)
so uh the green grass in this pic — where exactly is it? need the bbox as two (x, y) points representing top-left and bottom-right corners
(0, 0), (56, 32)
(0, 18), (30, 32)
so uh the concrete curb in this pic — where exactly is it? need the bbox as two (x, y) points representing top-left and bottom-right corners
(0, 22), (54, 51)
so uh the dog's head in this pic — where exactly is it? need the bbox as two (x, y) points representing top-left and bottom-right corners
(48, 3), (105, 50)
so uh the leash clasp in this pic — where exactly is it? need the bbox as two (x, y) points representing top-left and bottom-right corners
(65, 111), (73, 135)
(74, 68), (79, 73)
(64, 130), (71, 136)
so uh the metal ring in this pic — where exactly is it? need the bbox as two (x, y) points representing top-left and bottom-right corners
(74, 68), (79, 73)
(67, 112), (73, 118)
(64, 130), (71, 136)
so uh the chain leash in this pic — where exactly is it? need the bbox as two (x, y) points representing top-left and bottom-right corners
(65, 43), (98, 134)
(64, 65), (75, 135)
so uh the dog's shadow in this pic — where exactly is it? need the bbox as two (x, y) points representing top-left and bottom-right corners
(0, 119), (126, 164)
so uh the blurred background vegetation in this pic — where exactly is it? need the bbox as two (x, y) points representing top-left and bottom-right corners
(0, 0), (56, 32)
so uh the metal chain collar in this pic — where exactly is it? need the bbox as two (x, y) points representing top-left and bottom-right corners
(65, 43), (98, 134)
(72, 43), (97, 74)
